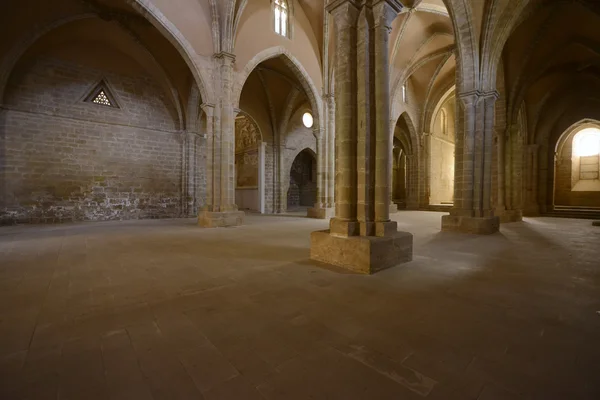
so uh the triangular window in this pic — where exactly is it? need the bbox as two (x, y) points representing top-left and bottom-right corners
(84, 80), (119, 108)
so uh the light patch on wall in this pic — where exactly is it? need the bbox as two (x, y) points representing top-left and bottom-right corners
(573, 128), (600, 157)
(302, 112), (313, 128)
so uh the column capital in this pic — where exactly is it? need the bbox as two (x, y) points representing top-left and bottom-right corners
(457, 89), (499, 107)
(326, 0), (360, 26)
(214, 51), (236, 62)
(371, 0), (403, 28)
(200, 103), (215, 116)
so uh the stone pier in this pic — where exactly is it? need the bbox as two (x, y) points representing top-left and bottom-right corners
(310, 0), (412, 274)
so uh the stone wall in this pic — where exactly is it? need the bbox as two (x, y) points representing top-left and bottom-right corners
(0, 57), (187, 224)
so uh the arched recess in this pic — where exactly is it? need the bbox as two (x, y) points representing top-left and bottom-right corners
(129, 0), (214, 104)
(553, 120), (600, 208)
(0, 12), (204, 224)
(393, 112), (420, 209)
(427, 86), (457, 207)
(287, 148), (317, 210)
(233, 46), (323, 137)
(234, 112), (266, 214)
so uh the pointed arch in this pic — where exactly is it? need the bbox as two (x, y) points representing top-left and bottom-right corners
(233, 46), (323, 136)
(129, 0), (214, 104)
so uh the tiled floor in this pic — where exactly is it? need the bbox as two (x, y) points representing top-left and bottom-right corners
(1, 212), (599, 399)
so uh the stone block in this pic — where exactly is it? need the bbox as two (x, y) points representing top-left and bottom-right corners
(310, 229), (413, 274)
(306, 207), (335, 219)
(441, 215), (500, 234)
(198, 211), (245, 228)
(389, 203), (399, 214)
(497, 209), (523, 223)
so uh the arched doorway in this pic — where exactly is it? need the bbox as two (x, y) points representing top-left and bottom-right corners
(392, 138), (408, 209)
(287, 149), (317, 210)
(235, 114), (264, 213)
(554, 122), (600, 207)
(429, 88), (456, 207)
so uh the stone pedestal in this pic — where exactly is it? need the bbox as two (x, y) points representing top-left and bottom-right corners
(198, 210), (245, 228)
(307, 206), (335, 219)
(523, 205), (541, 217)
(497, 209), (522, 223)
(310, 229), (413, 274)
(389, 203), (398, 214)
(441, 215), (500, 234)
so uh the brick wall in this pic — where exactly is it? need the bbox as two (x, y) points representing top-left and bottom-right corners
(0, 57), (187, 224)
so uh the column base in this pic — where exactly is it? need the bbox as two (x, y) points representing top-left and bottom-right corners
(496, 209), (522, 223)
(307, 206), (335, 219)
(441, 215), (500, 234)
(198, 210), (245, 228)
(389, 203), (398, 214)
(310, 229), (413, 274)
(523, 204), (541, 217)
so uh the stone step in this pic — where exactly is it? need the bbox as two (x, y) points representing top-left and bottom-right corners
(543, 207), (600, 220)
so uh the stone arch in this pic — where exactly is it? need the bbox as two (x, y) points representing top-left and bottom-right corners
(234, 111), (265, 213)
(394, 112), (420, 209)
(128, 0), (213, 104)
(0, 14), (94, 104)
(440, 0), (478, 93)
(553, 119), (600, 207)
(426, 86), (457, 207)
(0, 14), (190, 130)
(233, 46), (323, 136)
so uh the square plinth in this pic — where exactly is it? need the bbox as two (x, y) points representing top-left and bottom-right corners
(310, 230), (413, 274)
(307, 207), (335, 219)
(441, 215), (500, 234)
(198, 210), (245, 228)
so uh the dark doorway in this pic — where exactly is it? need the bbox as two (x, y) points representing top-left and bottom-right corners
(287, 149), (317, 209)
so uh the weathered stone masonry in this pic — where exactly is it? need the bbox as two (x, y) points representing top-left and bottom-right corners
(0, 57), (197, 224)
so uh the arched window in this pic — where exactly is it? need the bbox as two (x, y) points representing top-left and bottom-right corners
(440, 109), (448, 135)
(402, 84), (407, 103)
(274, 0), (290, 38)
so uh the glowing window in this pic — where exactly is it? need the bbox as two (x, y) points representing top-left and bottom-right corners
(92, 90), (112, 107)
(402, 84), (407, 103)
(573, 128), (600, 157)
(274, 0), (289, 38)
(573, 128), (600, 182)
(302, 112), (313, 128)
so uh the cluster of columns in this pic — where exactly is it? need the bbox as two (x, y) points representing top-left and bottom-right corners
(309, 0), (413, 274)
(441, 90), (501, 234)
(308, 94), (336, 218)
(198, 52), (245, 227)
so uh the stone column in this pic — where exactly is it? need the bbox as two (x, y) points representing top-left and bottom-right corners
(310, 0), (412, 274)
(372, 3), (395, 228)
(406, 154), (419, 209)
(182, 131), (199, 217)
(523, 144), (540, 216)
(198, 52), (244, 227)
(442, 91), (500, 234)
(388, 119), (398, 214)
(326, 94), (336, 209)
(307, 96), (335, 219)
(496, 128), (506, 214)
